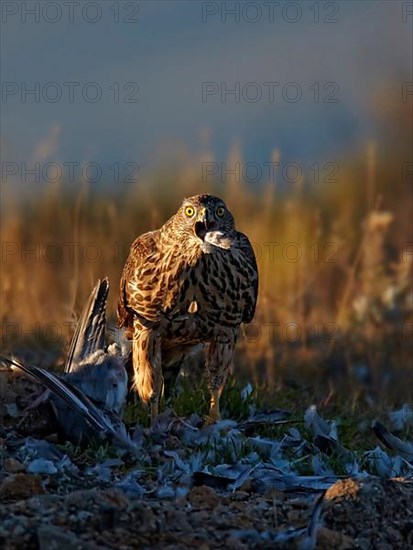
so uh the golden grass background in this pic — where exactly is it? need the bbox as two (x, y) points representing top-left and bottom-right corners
(1, 99), (412, 407)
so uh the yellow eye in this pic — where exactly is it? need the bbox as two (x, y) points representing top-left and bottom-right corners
(185, 205), (195, 218)
(216, 206), (225, 217)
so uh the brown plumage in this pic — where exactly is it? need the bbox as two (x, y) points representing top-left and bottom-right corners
(118, 194), (258, 422)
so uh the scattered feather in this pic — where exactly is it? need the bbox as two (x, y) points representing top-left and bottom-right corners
(305, 406), (338, 441)
(240, 383), (253, 401)
(27, 458), (58, 475)
(238, 409), (291, 431)
(372, 421), (413, 463)
(298, 491), (325, 550)
(388, 404), (413, 431)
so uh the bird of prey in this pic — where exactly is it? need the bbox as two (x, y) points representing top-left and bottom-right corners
(118, 194), (258, 423)
(3, 279), (131, 449)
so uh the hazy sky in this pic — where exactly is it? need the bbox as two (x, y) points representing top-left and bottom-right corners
(1, 1), (412, 184)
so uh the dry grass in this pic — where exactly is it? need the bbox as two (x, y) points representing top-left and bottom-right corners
(1, 131), (412, 416)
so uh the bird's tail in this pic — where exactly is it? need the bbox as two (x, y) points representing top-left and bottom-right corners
(132, 337), (153, 403)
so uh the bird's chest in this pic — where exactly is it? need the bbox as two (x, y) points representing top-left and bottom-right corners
(161, 249), (244, 337)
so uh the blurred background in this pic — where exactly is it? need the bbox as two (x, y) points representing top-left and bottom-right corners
(1, 1), (412, 407)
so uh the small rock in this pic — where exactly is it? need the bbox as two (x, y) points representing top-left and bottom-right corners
(187, 485), (220, 509)
(156, 485), (175, 499)
(5, 403), (19, 418)
(38, 524), (99, 550)
(325, 478), (360, 500)
(317, 527), (355, 549)
(0, 474), (44, 500)
(4, 458), (25, 473)
(226, 536), (248, 549)
(287, 509), (305, 525)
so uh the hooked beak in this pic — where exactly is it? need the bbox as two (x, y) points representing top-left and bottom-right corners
(195, 207), (217, 240)
(195, 207), (208, 240)
(197, 207), (207, 223)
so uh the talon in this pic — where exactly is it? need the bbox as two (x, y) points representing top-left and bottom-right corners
(203, 411), (221, 425)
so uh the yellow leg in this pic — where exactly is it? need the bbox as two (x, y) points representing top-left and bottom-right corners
(150, 364), (163, 423)
(150, 397), (159, 419)
(204, 388), (222, 424)
(204, 333), (236, 425)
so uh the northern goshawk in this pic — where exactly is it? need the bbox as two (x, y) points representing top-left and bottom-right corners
(118, 194), (258, 422)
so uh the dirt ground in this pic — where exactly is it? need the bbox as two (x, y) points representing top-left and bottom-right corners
(1, 368), (413, 549)
(1, 475), (413, 549)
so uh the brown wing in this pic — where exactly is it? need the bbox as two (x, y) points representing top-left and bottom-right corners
(117, 230), (162, 331)
(236, 231), (259, 324)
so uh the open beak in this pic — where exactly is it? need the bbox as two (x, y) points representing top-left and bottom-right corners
(195, 207), (208, 240)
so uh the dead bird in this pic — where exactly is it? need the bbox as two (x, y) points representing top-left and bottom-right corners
(6, 356), (136, 453)
(3, 279), (132, 450)
(62, 278), (128, 415)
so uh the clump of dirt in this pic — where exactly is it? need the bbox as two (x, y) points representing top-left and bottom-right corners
(323, 477), (413, 549)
